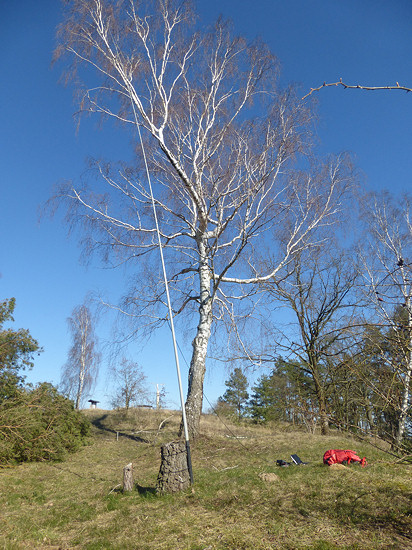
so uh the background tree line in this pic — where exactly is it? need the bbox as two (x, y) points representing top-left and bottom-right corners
(216, 194), (411, 454)
(214, 191), (411, 452)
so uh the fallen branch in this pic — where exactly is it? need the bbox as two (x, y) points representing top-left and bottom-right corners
(393, 454), (412, 464)
(108, 484), (121, 495)
(212, 465), (240, 472)
(157, 414), (176, 432)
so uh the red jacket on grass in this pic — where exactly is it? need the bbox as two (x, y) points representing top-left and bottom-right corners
(323, 449), (367, 467)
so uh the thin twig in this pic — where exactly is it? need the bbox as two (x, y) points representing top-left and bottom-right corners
(302, 78), (412, 99)
(108, 484), (121, 495)
(393, 454), (412, 464)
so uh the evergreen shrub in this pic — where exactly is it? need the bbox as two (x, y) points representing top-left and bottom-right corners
(0, 383), (90, 465)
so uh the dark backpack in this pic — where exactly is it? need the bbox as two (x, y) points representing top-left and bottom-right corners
(276, 459), (291, 467)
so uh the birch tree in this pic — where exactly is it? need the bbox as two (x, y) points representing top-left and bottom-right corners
(359, 192), (412, 448)
(54, 0), (354, 437)
(61, 304), (100, 409)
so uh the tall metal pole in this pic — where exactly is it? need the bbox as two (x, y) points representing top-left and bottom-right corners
(136, 124), (194, 485)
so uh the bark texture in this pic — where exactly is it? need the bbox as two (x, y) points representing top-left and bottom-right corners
(156, 441), (190, 494)
(183, 271), (213, 439)
(122, 462), (134, 492)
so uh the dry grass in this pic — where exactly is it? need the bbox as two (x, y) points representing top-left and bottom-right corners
(0, 408), (411, 549)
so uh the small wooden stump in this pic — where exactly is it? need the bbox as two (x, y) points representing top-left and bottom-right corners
(123, 462), (134, 492)
(156, 441), (190, 494)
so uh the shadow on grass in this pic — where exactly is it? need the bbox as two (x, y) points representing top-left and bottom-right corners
(136, 484), (157, 497)
(106, 484), (157, 499)
(90, 414), (150, 443)
(335, 486), (412, 540)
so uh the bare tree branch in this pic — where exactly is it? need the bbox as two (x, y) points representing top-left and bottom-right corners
(302, 78), (412, 100)
(53, 0), (354, 437)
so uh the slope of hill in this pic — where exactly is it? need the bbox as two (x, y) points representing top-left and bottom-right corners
(1, 408), (411, 549)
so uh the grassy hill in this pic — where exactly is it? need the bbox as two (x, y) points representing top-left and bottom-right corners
(0, 408), (411, 549)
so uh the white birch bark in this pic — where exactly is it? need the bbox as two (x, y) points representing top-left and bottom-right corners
(54, 0), (354, 436)
(61, 303), (100, 409)
(75, 307), (89, 409)
(360, 192), (411, 448)
(183, 240), (213, 438)
(395, 278), (412, 448)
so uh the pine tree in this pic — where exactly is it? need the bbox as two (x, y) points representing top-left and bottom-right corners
(219, 368), (249, 420)
(248, 371), (286, 423)
(0, 298), (41, 401)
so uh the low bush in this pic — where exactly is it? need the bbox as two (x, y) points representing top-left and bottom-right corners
(0, 382), (90, 465)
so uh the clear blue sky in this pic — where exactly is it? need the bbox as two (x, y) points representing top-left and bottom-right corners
(1, 0), (412, 410)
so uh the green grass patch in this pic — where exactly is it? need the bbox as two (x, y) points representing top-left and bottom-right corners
(0, 408), (410, 549)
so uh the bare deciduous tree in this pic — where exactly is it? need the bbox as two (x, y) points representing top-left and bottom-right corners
(61, 303), (100, 409)
(110, 358), (148, 410)
(359, 192), (412, 447)
(53, 0), (354, 437)
(261, 246), (359, 435)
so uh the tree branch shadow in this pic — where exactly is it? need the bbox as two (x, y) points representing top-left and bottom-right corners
(90, 414), (150, 443)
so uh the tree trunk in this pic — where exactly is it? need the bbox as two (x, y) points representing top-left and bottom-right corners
(75, 313), (89, 409)
(364, 392), (375, 434)
(75, 367), (85, 410)
(319, 406), (329, 435)
(156, 441), (191, 494)
(313, 379), (329, 435)
(182, 248), (213, 440)
(395, 323), (412, 449)
(309, 354), (329, 436)
(183, 302), (212, 439)
(122, 462), (134, 492)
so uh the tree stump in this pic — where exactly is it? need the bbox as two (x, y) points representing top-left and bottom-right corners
(123, 462), (134, 492)
(156, 441), (190, 494)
